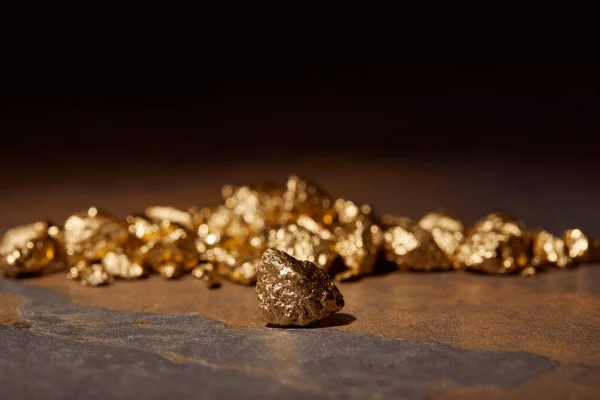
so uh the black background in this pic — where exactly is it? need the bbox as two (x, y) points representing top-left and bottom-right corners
(1, 56), (599, 183)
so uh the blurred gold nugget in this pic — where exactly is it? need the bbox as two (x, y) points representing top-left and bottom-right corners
(530, 230), (571, 269)
(63, 208), (152, 285)
(6, 174), (600, 289)
(144, 205), (195, 231)
(562, 228), (595, 264)
(63, 207), (131, 263)
(471, 212), (525, 237)
(383, 215), (453, 271)
(67, 260), (112, 287)
(126, 214), (180, 244)
(193, 205), (252, 246)
(142, 240), (197, 279)
(102, 246), (147, 279)
(192, 262), (221, 288)
(283, 175), (336, 226)
(267, 216), (337, 274)
(0, 222), (58, 277)
(127, 210), (199, 279)
(192, 201), (265, 285)
(332, 199), (382, 281)
(418, 210), (465, 261)
(456, 213), (530, 275)
(221, 183), (285, 230)
(200, 236), (264, 285)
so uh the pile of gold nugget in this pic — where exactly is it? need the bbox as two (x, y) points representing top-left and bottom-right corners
(1, 175), (599, 287)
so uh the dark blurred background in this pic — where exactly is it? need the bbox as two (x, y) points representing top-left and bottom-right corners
(1, 56), (599, 232)
(2, 56), (599, 171)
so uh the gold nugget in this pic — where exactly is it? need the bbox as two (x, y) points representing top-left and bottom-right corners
(383, 216), (453, 271)
(471, 212), (525, 237)
(67, 260), (112, 287)
(530, 230), (571, 269)
(192, 262), (221, 288)
(418, 210), (465, 261)
(127, 212), (199, 279)
(63, 207), (131, 264)
(563, 229), (592, 264)
(0, 222), (58, 277)
(193, 205), (252, 246)
(332, 200), (382, 281)
(102, 246), (147, 279)
(144, 205), (195, 231)
(126, 214), (180, 244)
(200, 236), (263, 285)
(193, 204), (264, 285)
(283, 175), (335, 226)
(456, 213), (530, 275)
(142, 236), (199, 279)
(256, 248), (344, 327)
(221, 183), (285, 230)
(267, 217), (337, 274)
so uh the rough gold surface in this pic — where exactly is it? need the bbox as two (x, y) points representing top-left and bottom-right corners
(530, 230), (571, 269)
(256, 248), (344, 326)
(383, 216), (453, 271)
(456, 213), (530, 275)
(418, 210), (465, 261)
(332, 199), (382, 281)
(0, 222), (57, 277)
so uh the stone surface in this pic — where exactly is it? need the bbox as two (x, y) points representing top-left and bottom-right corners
(0, 279), (559, 400)
(2, 160), (600, 399)
(256, 249), (344, 326)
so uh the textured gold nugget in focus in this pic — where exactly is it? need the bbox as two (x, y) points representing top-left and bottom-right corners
(1, 174), (599, 288)
(256, 248), (344, 326)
